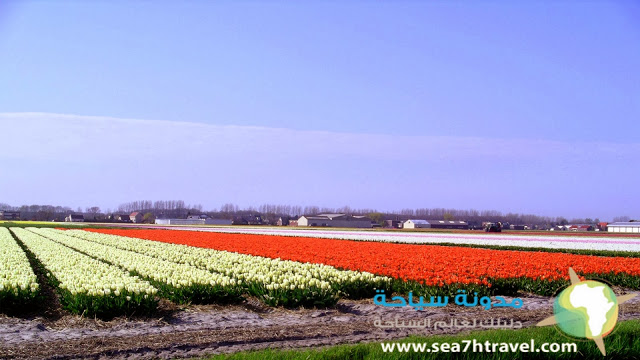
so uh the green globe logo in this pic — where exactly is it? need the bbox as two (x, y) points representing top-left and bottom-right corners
(553, 280), (618, 339)
(538, 268), (636, 356)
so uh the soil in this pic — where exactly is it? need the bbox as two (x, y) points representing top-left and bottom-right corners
(2, 292), (640, 360)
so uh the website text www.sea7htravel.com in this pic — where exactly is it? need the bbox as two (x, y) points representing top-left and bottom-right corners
(381, 339), (577, 354)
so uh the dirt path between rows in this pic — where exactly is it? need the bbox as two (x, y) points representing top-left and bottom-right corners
(2, 293), (639, 359)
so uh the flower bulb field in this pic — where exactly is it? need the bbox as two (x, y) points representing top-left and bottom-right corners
(2, 225), (640, 359)
(85, 228), (640, 292)
(163, 226), (640, 252)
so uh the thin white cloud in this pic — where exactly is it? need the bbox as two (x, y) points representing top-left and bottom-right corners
(3, 112), (637, 163)
(1, 112), (638, 220)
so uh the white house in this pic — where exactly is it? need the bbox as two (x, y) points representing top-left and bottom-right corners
(65, 214), (84, 222)
(130, 212), (143, 223)
(403, 219), (430, 229)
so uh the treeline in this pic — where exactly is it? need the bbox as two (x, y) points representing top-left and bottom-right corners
(209, 204), (608, 228)
(0, 203), (74, 222)
(117, 200), (203, 213)
(397, 207), (599, 228)
(116, 200), (203, 218)
(0, 201), (206, 222)
(0, 201), (630, 227)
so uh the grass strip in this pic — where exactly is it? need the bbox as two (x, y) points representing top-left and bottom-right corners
(207, 319), (640, 360)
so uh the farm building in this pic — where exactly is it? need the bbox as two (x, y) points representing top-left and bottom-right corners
(276, 217), (290, 226)
(232, 215), (263, 225)
(608, 222), (640, 233)
(403, 219), (430, 229)
(130, 212), (143, 223)
(384, 220), (402, 228)
(155, 218), (232, 225)
(403, 220), (469, 229)
(569, 225), (594, 232)
(204, 218), (232, 225)
(65, 214), (84, 222)
(297, 214), (372, 228)
(428, 220), (469, 230)
(0, 211), (20, 220)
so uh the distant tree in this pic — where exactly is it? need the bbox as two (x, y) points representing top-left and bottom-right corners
(87, 206), (101, 214)
(291, 206), (302, 217)
(220, 203), (239, 213)
(443, 213), (454, 221)
(303, 206), (320, 215)
(337, 205), (352, 214)
(35, 210), (54, 221)
(400, 208), (415, 216)
(613, 216), (630, 222)
(557, 217), (569, 226)
(585, 218), (593, 224)
(368, 212), (384, 226)
(143, 212), (156, 224)
(594, 218), (600, 224)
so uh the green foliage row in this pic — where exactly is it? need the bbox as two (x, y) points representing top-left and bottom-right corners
(242, 277), (392, 308)
(246, 282), (339, 308)
(0, 287), (40, 313)
(333, 278), (392, 299)
(487, 271), (640, 297)
(369, 270), (640, 301)
(58, 289), (158, 318)
(148, 278), (244, 305)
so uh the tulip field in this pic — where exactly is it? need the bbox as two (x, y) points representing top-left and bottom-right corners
(3, 226), (640, 319)
(89, 228), (640, 295)
(2, 227), (389, 317)
(12, 228), (160, 317)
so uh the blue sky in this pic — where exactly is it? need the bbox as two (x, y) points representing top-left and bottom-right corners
(0, 2), (638, 220)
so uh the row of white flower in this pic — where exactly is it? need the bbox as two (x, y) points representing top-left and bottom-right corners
(190, 227), (640, 252)
(12, 228), (156, 297)
(45, 228), (389, 291)
(0, 228), (38, 296)
(28, 228), (237, 290)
